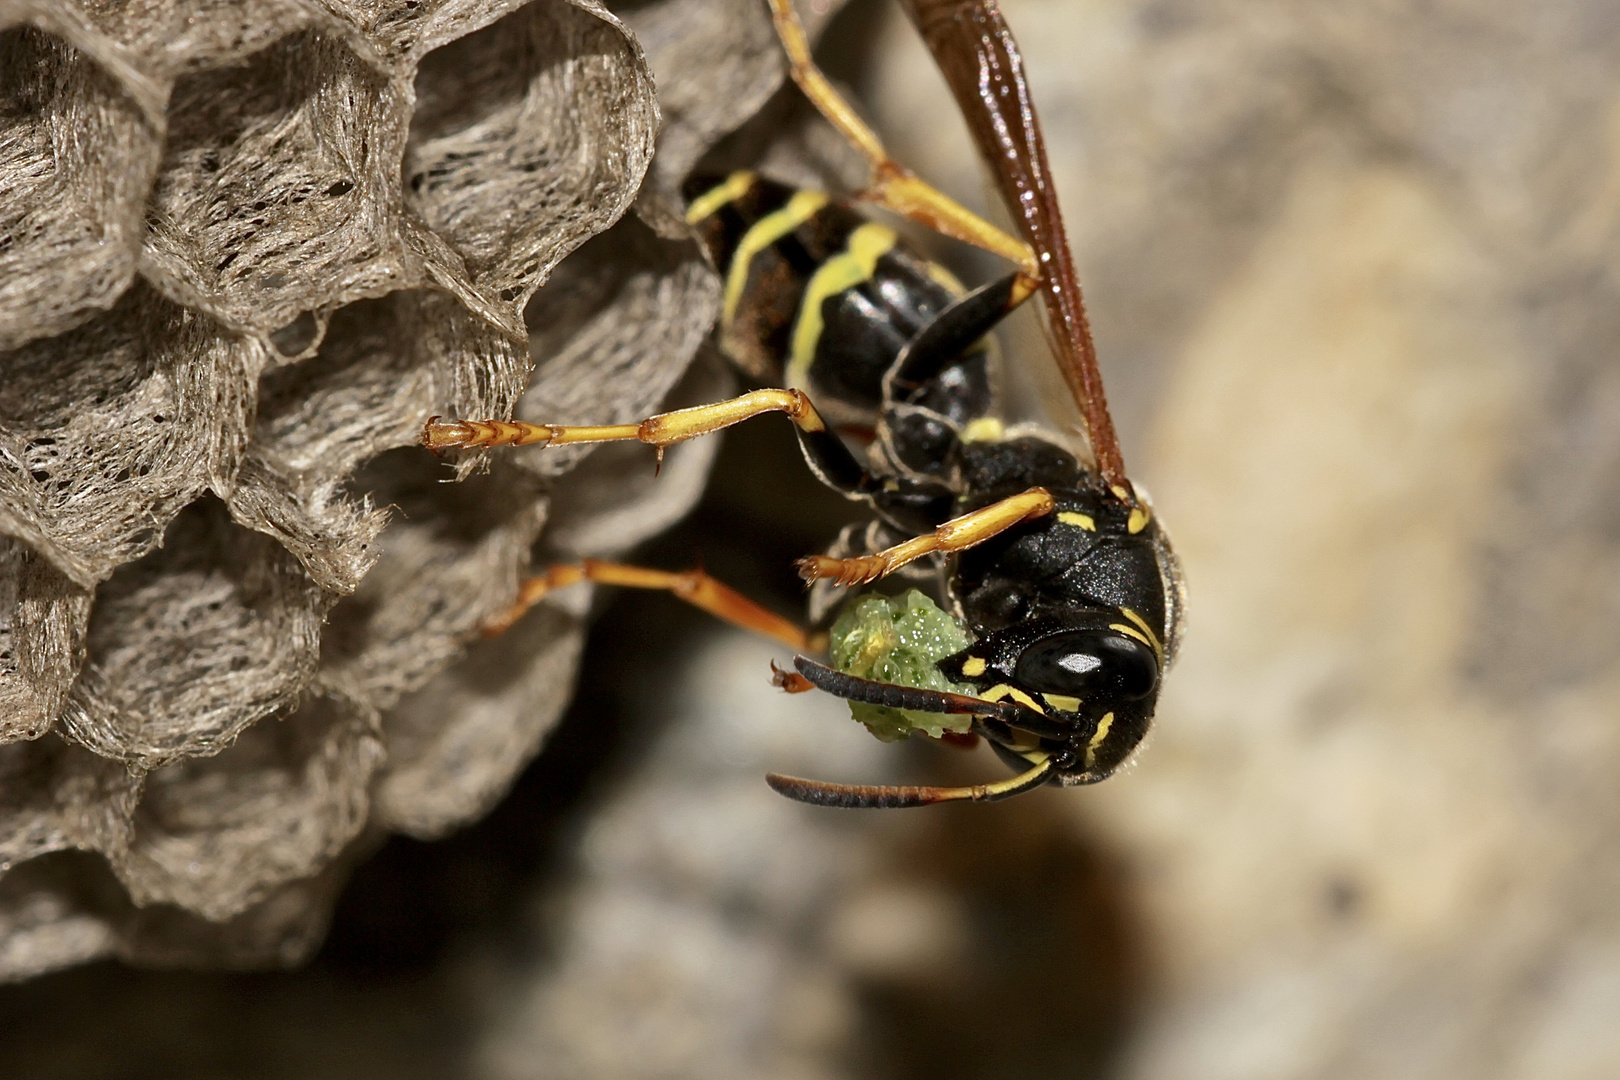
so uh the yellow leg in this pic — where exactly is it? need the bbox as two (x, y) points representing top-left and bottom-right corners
(422, 387), (829, 455)
(766, 0), (1040, 280)
(795, 486), (1054, 585)
(484, 560), (822, 651)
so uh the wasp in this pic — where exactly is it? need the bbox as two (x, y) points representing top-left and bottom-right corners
(422, 0), (1184, 807)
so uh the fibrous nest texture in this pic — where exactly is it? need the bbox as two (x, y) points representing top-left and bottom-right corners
(0, 0), (799, 979)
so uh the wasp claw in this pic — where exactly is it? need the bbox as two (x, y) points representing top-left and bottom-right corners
(794, 556), (827, 583)
(422, 415), (478, 450)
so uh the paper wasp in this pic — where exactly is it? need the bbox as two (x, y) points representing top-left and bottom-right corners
(422, 0), (1184, 807)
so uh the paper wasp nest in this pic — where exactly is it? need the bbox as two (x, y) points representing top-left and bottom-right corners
(0, 0), (796, 978)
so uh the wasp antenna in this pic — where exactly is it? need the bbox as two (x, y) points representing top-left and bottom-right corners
(790, 656), (1068, 738)
(792, 655), (987, 714)
(766, 757), (1055, 809)
(770, 659), (815, 694)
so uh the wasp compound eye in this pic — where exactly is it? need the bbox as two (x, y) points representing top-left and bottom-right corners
(1014, 630), (1158, 701)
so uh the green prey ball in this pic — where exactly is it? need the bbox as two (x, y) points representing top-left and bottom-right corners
(828, 589), (976, 741)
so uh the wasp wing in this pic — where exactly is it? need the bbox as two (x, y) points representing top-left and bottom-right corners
(896, 0), (1128, 492)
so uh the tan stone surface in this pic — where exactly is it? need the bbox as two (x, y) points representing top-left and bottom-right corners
(864, 1), (1620, 1074)
(1, 0), (1617, 1076)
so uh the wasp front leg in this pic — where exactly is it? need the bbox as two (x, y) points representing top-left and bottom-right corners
(796, 486), (1055, 586)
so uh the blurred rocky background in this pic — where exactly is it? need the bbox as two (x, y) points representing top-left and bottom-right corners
(4, 0), (1620, 1077)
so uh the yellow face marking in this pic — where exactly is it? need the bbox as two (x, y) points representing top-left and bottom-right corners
(1110, 485), (1131, 502)
(1041, 693), (1081, 713)
(1118, 606), (1164, 663)
(981, 683), (1046, 714)
(683, 170), (756, 226)
(961, 656), (987, 677)
(1126, 503), (1152, 534)
(1057, 511), (1096, 531)
(1083, 711), (1115, 769)
(961, 417), (1005, 443)
(787, 221), (898, 389)
(723, 189), (829, 328)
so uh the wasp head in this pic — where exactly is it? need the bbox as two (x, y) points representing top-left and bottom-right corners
(936, 611), (1162, 783)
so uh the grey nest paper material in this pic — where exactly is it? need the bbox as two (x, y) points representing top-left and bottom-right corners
(0, 0), (799, 978)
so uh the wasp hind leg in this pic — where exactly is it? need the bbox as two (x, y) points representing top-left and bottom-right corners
(766, 0), (1039, 280)
(484, 559), (821, 652)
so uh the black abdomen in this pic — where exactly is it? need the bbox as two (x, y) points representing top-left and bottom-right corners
(683, 172), (964, 424)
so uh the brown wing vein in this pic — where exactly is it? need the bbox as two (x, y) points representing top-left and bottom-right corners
(897, 0), (1128, 492)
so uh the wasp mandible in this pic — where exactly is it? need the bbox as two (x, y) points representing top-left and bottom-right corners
(422, 0), (1185, 808)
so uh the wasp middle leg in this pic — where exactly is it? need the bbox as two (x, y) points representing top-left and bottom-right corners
(423, 387), (828, 453)
(425, 384), (904, 500)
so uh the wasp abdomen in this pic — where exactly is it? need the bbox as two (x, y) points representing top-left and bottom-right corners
(683, 171), (983, 425)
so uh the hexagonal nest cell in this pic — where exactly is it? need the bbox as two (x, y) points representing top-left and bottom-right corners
(0, 0), (805, 978)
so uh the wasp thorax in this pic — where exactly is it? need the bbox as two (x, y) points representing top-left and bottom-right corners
(1014, 629), (1158, 702)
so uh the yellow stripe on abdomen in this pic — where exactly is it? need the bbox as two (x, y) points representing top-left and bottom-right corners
(684, 170), (757, 226)
(786, 221), (898, 390)
(722, 189), (829, 328)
